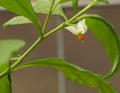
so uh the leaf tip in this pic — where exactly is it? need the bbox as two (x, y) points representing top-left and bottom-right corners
(98, 0), (109, 4)
(2, 23), (8, 29)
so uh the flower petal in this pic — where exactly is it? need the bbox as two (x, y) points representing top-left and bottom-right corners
(77, 19), (88, 34)
(65, 26), (78, 35)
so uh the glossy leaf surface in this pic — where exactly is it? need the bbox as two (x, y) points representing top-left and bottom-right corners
(97, 0), (109, 4)
(0, 76), (11, 93)
(15, 58), (116, 93)
(80, 14), (120, 78)
(0, 0), (41, 30)
(3, 0), (67, 27)
(58, 0), (72, 3)
(3, 16), (32, 27)
(0, 40), (25, 93)
(33, 0), (67, 20)
(0, 40), (25, 67)
(72, 0), (79, 12)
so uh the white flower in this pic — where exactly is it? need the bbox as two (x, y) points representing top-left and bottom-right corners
(65, 19), (88, 40)
(65, 19), (88, 35)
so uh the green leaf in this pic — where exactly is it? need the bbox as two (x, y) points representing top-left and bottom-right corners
(0, 0), (41, 31)
(79, 14), (120, 78)
(3, 16), (32, 28)
(72, 0), (79, 12)
(0, 75), (11, 93)
(0, 40), (25, 93)
(14, 58), (116, 93)
(0, 40), (25, 70)
(58, 0), (72, 3)
(3, 0), (67, 27)
(33, 0), (67, 20)
(99, 0), (109, 4)
(93, 0), (109, 4)
(58, 0), (79, 12)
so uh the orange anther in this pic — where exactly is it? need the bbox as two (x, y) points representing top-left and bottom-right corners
(78, 34), (84, 41)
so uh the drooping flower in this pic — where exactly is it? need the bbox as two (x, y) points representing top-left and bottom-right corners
(65, 19), (88, 40)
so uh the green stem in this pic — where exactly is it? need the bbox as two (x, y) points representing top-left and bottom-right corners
(13, 0), (100, 68)
(0, 0), (99, 78)
(64, 22), (77, 28)
(10, 57), (19, 61)
(0, 37), (43, 78)
(11, 0), (56, 70)
(11, 37), (42, 69)
(44, 1), (100, 38)
(0, 68), (9, 78)
(36, 22), (43, 39)
(68, 0), (100, 23)
(41, 0), (56, 34)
